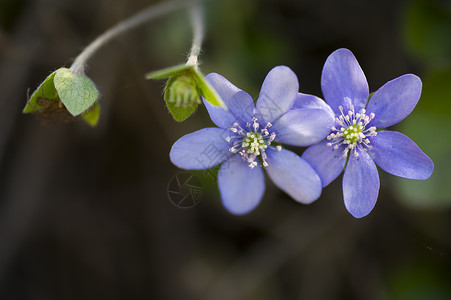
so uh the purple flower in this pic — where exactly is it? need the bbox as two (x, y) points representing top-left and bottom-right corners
(300, 48), (434, 218)
(170, 66), (335, 215)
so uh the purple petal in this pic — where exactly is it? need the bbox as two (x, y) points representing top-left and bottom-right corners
(265, 148), (322, 204)
(272, 108), (335, 146)
(301, 140), (347, 187)
(369, 130), (433, 180)
(343, 151), (380, 218)
(170, 128), (231, 170)
(321, 48), (369, 114)
(291, 93), (335, 118)
(203, 73), (255, 129)
(255, 66), (299, 124)
(365, 74), (422, 128)
(218, 154), (265, 215)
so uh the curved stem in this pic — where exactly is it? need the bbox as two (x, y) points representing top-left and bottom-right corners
(186, 3), (205, 68)
(70, 0), (199, 74)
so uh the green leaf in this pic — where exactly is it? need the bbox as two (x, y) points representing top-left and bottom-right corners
(81, 102), (100, 126)
(164, 75), (198, 122)
(145, 64), (192, 79)
(23, 70), (59, 113)
(54, 68), (99, 116)
(192, 69), (226, 108)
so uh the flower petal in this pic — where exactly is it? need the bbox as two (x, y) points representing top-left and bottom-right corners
(265, 148), (322, 204)
(170, 128), (231, 170)
(218, 154), (265, 215)
(321, 48), (369, 114)
(369, 130), (433, 180)
(256, 66), (299, 124)
(301, 140), (347, 187)
(203, 73), (254, 128)
(291, 93), (335, 118)
(365, 74), (422, 128)
(343, 151), (380, 218)
(272, 108), (335, 146)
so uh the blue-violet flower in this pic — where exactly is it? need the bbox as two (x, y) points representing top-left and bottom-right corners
(170, 66), (335, 215)
(299, 48), (434, 218)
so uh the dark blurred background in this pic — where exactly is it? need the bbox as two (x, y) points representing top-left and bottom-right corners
(1, 0), (451, 299)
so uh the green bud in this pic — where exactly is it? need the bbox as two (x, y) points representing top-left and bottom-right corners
(167, 71), (201, 108)
(146, 64), (226, 122)
(24, 67), (100, 126)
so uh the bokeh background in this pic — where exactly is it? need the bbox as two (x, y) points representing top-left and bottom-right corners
(1, 0), (451, 299)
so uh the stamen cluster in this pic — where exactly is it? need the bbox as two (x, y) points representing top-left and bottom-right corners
(226, 117), (281, 168)
(326, 105), (377, 157)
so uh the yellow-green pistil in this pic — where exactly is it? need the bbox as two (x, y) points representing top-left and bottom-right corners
(226, 117), (281, 168)
(343, 123), (363, 145)
(327, 105), (377, 157)
(242, 132), (266, 155)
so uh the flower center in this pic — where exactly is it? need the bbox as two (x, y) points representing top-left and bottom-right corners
(327, 105), (377, 157)
(226, 117), (281, 168)
(242, 132), (266, 155)
(343, 123), (363, 145)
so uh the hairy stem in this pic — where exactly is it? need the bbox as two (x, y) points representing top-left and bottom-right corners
(186, 3), (205, 68)
(70, 0), (200, 74)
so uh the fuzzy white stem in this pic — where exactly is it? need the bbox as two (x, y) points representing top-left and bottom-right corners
(186, 3), (204, 68)
(70, 0), (199, 74)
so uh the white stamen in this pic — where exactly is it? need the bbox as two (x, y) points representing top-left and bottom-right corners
(269, 133), (276, 142)
(249, 161), (257, 169)
(229, 147), (237, 153)
(227, 116), (280, 169)
(327, 106), (377, 158)
(253, 122), (259, 130)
